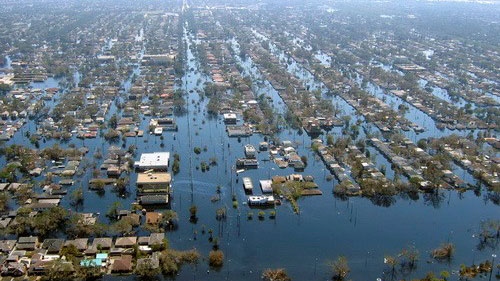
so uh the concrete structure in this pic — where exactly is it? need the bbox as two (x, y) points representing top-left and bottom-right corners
(137, 172), (171, 206)
(259, 180), (273, 193)
(248, 195), (275, 206)
(244, 144), (257, 159)
(136, 172), (171, 192)
(134, 152), (170, 170)
(242, 177), (253, 193)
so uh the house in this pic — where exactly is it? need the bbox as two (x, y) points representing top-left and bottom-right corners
(282, 140), (293, 148)
(272, 176), (286, 184)
(44, 260), (74, 276)
(248, 195), (275, 206)
(16, 236), (38, 251)
(236, 158), (258, 168)
(0, 240), (16, 253)
(242, 177), (253, 193)
(114, 237), (137, 248)
(1, 262), (26, 276)
(111, 255), (133, 273)
(64, 238), (88, 252)
(0, 217), (12, 229)
(139, 195), (169, 206)
(145, 212), (162, 225)
(137, 236), (150, 245)
(121, 213), (141, 226)
(148, 233), (165, 247)
(287, 174), (304, 182)
(136, 252), (160, 271)
(259, 142), (269, 151)
(0, 183), (9, 191)
(41, 239), (64, 254)
(29, 259), (51, 275)
(92, 238), (112, 250)
(223, 113), (237, 124)
(106, 165), (121, 177)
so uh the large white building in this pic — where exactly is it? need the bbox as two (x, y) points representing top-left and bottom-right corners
(134, 152), (170, 170)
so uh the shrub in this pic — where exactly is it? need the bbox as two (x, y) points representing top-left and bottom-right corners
(258, 211), (265, 220)
(262, 268), (291, 281)
(432, 243), (454, 260)
(208, 250), (224, 267)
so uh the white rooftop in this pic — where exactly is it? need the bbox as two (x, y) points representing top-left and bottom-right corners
(223, 113), (237, 119)
(135, 152), (170, 170)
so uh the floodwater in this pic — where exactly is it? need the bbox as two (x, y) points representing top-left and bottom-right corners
(1, 23), (498, 281)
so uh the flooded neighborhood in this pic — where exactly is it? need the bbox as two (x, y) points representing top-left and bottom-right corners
(0, 0), (498, 280)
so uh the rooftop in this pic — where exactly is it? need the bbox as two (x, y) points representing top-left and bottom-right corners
(137, 172), (171, 185)
(134, 152), (170, 170)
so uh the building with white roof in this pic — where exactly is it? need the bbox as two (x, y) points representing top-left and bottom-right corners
(134, 152), (170, 170)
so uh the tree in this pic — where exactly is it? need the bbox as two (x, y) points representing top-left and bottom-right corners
(400, 246), (419, 271)
(106, 201), (121, 221)
(208, 250), (224, 268)
(8, 207), (32, 235)
(0, 163), (18, 182)
(33, 206), (68, 237)
(262, 268), (291, 281)
(432, 243), (454, 260)
(384, 255), (398, 279)
(112, 217), (134, 236)
(0, 192), (10, 211)
(0, 83), (11, 94)
(42, 259), (75, 281)
(115, 177), (128, 192)
(417, 139), (428, 150)
(172, 158), (180, 174)
(108, 113), (118, 129)
(70, 187), (84, 206)
(75, 264), (103, 281)
(326, 134), (334, 146)
(161, 210), (178, 230)
(189, 205), (197, 220)
(331, 256), (350, 280)
(135, 258), (161, 279)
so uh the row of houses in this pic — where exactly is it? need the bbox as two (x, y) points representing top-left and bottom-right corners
(0, 233), (166, 277)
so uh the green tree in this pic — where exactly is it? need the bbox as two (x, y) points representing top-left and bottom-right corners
(42, 259), (75, 281)
(108, 113), (118, 129)
(0, 192), (10, 211)
(326, 134), (334, 146)
(70, 187), (84, 206)
(33, 206), (68, 237)
(112, 217), (134, 236)
(135, 258), (161, 279)
(106, 201), (122, 221)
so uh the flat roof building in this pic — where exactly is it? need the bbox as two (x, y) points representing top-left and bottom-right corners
(134, 152), (170, 170)
(137, 173), (171, 186)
